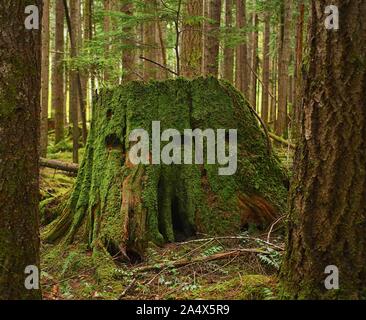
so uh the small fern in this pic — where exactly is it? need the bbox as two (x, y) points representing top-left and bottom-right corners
(258, 248), (282, 270)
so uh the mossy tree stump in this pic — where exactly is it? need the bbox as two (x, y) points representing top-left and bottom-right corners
(43, 77), (287, 261)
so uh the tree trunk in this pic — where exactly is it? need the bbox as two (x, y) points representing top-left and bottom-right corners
(203, 0), (222, 76)
(223, 0), (234, 83)
(143, 0), (158, 80)
(40, 0), (50, 157)
(43, 78), (287, 265)
(181, 0), (203, 78)
(275, 0), (292, 136)
(69, 0), (80, 163)
(292, 1), (304, 138)
(261, 12), (270, 125)
(0, 0), (42, 300)
(54, 0), (65, 144)
(281, 0), (366, 299)
(121, 1), (137, 82)
(103, 0), (111, 82)
(235, 0), (249, 96)
(249, 12), (258, 110)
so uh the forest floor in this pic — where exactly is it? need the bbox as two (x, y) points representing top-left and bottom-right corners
(39, 132), (293, 300)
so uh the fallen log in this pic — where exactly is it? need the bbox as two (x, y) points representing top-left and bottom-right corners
(40, 157), (79, 174)
(133, 248), (267, 273)
(268, 132), (296, 149)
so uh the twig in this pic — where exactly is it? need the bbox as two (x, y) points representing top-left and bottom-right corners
(118, 278), (137, 300)
(267, 216), (285, 243)
(139, 56), (178, 76)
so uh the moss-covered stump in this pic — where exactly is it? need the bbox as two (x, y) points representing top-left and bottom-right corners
(43, 77), (287, 261)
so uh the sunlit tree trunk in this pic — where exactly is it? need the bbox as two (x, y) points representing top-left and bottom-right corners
(54, 0), (65, 143)
(261, 12), (270, 125)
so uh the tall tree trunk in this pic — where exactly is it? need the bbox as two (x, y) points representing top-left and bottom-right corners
(261, 12), (270, 125)
(281, 0), (366, 299)
(121, 1), (137, 82)
(0, 0), (42, 300)
(235, 0), (249, 96)
(69, 0), (80, 163)
(223, 0), (234, 82)
(249, 12), (258, 110)
(143, 0), (158, 80)
(275, 0), (292, 136)
(40, 0), (50, 157)
(54, 0), (65, 143)
(155, 17), (168, 80)
(103, 0), (111, 82)
(181, 0), (203, 78)
(292, 1), (304, 138)
(203, 0), (222, 76)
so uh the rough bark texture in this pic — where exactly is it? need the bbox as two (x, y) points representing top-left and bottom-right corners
(261, 12), (270, 125)
(69, 0), (80, 163)
(223, 0), (234, 83)
(0, 0), (42, 300)
(275, 0), (292, 136)
(43, 78), (287, 265)
(181, 0), (203, 78)
(235, 0), (249, 96)
(281, 1), (366, 299)
(40, 0), (50, 157)
(53, 0), (65, 143)
(121, 1), (138, 82)
(143, 0), (158, 80)
(203, 0), (221, 76)
(249, 12), (258, 110)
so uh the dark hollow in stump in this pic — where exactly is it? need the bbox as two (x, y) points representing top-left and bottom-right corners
(43, 77), (287, 261)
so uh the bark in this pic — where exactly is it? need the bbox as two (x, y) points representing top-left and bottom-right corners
(261, 12), (270, 125)
(181, 0), (204, 78)
(203, 0), (222, 76)
(40, 0), (50, 157)
(0, 0), (42, 300)
(292, 1), (304, 138)
(103, 0), (111, 82)
(223, 0), (234, 82)
(53, 0), (65, 144)
(249, 12), (258, 110)
(121, 1), (138, 82)
(143, 0), (158, 80)
(281, 0), (366, 299)
(69, 0), (80, 163)
(235, 0), (249, 96)
(275, 0), (292, 136)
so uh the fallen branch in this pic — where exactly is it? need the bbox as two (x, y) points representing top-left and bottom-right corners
(40, 157), (79, 174)
(133, 248), (266, 273)
(177, 236), (284, 251)
(268, 132), (296, 149)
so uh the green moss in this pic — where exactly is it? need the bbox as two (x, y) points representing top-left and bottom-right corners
(182, 275), (276, 300)
(43, 77), (287, 260)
